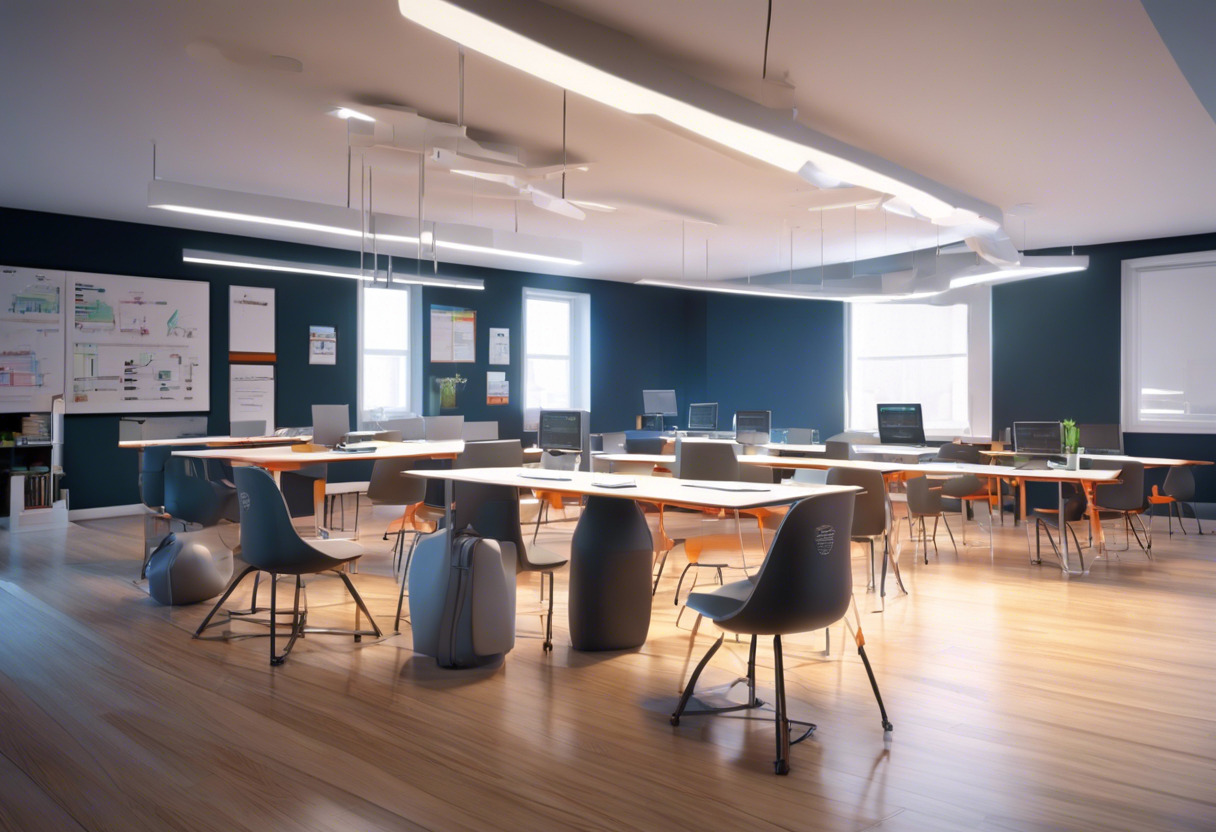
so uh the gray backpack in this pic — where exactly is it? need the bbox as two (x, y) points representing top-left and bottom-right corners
(408, 527), (516, 667)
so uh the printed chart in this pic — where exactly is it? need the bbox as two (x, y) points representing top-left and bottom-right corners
(0, 266), (66, 413)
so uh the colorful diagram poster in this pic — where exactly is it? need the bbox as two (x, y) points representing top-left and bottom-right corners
(430, 305), (476, 363)
(0, 266), (66, 413)
(66, 272), (209, 413)
(309, 325), (336, 365)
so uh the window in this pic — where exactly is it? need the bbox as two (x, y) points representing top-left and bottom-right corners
(848, 296), (989, 437)
(523, 287), (590, 422)
(1123, 251), (1216, 433)
(359, 284), (417, 422)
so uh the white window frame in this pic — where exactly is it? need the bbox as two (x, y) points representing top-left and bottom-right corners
(357, 282), (421, 426)
(844, 287), (991, 440)
(1122, 250), (1216, 434)
(522, 287), (591, 422)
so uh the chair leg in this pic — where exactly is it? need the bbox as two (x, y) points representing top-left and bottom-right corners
(940, 515), (957, 554)
(868, 538), (876, 591)
(543, 570), (555, 651)
(337, 569), (383, 638)
(773, 634), (791, 775)
(855, 628), (894, 735)
(1194, 503), (1204, 535)
(193, 565), (258, 637)
(652, 547), (671, 596)
(671, 634), (725, 725)
(674, 562), (696, 606)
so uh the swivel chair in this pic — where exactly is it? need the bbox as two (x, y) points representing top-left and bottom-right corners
(827, 467), (904, 598)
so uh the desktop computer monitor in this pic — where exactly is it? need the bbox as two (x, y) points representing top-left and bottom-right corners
(311, 404), (350, 447)
(687, 402), (718, 432)
(876, 403), (926, 445)
(1079, 423), (1122, 454)
(642, 389), (678, 417)
(734, 410), (772, 446)
(538, 410), (591, 471)
(1013, 421), (1064, 454)
(639, 413), (665, 431)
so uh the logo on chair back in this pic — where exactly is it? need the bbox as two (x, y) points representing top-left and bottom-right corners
(239, 491), (251, 512)
(814, 525), (835, 556)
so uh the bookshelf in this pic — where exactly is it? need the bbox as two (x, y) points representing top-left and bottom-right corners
(1, 409), (68, 531)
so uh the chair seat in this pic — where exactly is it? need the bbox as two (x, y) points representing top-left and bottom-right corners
(305, 537), (364, 563)
(325, 481), (369, 496)
(685, 576), (756, 622)
(519, 544), (568, 571)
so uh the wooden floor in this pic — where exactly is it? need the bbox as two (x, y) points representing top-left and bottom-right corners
(2, 505), (1215, 832)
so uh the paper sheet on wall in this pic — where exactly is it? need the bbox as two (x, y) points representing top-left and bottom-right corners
(229, 365), (275, 432)
(0, 265), (66, 413)
(229, 285), (275, 354)
(489, 327), (510, 365)
(487, 371), (508, 405)
(309, 325), (336, 365)
(430, 305), (475, 362)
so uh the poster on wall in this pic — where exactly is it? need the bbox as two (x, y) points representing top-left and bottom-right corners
(229, 285), (275, 355)
(0, 266), (66, 413)
(487, 371), (509, 405)
(66, 271), (210, 413)
(430, 305), (476, 363)
(229, 364), (275, 433)
(489, 327), (510, 365)
(309, 325), (336, 365)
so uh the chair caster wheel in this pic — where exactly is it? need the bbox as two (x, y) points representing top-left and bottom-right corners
(670, 716), (680, 726)
(882, 721), (894, 732)
(270, 657), (285, 666)
(543, 641), (553, 652)
(774, 760), (790, 775)
(354, 634), (362, 642)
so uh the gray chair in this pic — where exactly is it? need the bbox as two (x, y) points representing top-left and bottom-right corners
(791, 468), (828, 485)
(625, 436), (666, 455)
(670, 491), (892, 775)
(229, 419), (266, 437)
(1092, 460), (1151, 556)
(194, 466), (381, 665)
(1153, 466), (1203, 536)
(424, 415), (464, 441)
(940, 473), (992, 548)
(365, 456), (429, 579)
(163, 456), (238, 531)
(905, 474), (957, 562)
(824, 440), (852, 460)
(666, 440), (750, 602)
(827, 467), (904, 598)
(531, 450), (582, 542)
(1029, 487), (1088, 569)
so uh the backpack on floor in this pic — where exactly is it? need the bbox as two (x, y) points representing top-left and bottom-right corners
(408, 527), (516, 668)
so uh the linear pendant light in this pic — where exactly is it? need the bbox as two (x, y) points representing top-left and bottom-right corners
(181, 249), (485, 289)
(634, 277), (945, 303)
(149, 180), (582, 267)
(397, 0), (1003, 233)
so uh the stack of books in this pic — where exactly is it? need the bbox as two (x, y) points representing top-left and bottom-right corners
(18, 413), (51, 444)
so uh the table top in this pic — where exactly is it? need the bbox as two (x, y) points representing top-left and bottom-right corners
(737, 455), (1123, 483)
(980, 451), (1212, 467)
(597, 453), (674, 465)
(408, 466), (859, 510)
(765, 442), (827, 454)
(119, 435), (309, 449)
(851, 444), (939, 457)
(173, 440), (465, 470)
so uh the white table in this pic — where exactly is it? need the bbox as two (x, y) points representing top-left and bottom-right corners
(409, 466), (858, 650)
(119, 434), (309, 449)
(175, 441), (464, 535)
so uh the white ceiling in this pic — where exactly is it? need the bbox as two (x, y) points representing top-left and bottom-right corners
(1, 0), (1214, 282)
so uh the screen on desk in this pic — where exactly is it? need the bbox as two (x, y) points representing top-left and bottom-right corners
(311, 404), (350, 447)
(1079, 423), (1122, 454)
(734, 410), (771, 445)
(876, 403), (925, 445)
(1014, 421), (1063, 454)
(687, 402), (718, 431)
(642, 389), (678, 417)
(538, 410), (584, 452)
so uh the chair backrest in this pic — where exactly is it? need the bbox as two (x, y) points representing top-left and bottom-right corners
(461, 421), (499, 441)
(373, 430), (403, 442)
(164, 456), (231, 527)
(139, 445), (177, 508)
(1095, 461), (1146, 510)
(826, 467), (887, 537)
(366, 458), (428, 505)
(233, 466), (331, 572)
(539, 450), (580, 471)
(905, 474), (943, 515)
(717, 491), (856, 634)
(311, 404), (350, 447)
(625, 436), (666, 455)
(825, 440), (852, 459)
(452, 480), (531, 571)
(1162, 466), (1196, 501)
(940, 473), (984, 498)
(674, 438), (739, 481)
(456, 439), (523, 469)
(376, 417), (426, 440)
(791, 468), (828, 485)
(229, 419), (266, 438)
(424, 415), (464, 441)
(934, 442), (981, 464)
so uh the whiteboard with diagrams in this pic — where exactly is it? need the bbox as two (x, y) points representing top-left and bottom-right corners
(66, 272), (210, 413)
(0, 266), (67, 413)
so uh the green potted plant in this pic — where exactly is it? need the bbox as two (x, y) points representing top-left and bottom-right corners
(1062, 419), (1080, 469)
(435, 373), (467, 410)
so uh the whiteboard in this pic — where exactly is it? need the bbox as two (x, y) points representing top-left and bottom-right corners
(66, 271), (210, 413)
(0, 265), (67, 413)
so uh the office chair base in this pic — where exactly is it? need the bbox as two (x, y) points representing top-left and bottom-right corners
(672, 634), (763, 726)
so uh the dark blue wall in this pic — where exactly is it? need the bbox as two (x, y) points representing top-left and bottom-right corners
(993, 230), (1216, 501)
(704, 294), (845, 437)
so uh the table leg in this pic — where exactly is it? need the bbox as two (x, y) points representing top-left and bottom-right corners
(1019, 479), (1026, 527)
(1058, 481), (1071, 573)
(313, 477), (326, 538)
(1083, 481), (1105, 553)
(568, 496), (654, 651)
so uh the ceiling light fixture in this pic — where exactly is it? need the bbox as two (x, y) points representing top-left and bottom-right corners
(947, 255), (1087, 289)
(331, 107), (376, 122)
(181, 249), (484, 289)
(634, 277), (945, 303)
(397, 0), (1003, 230)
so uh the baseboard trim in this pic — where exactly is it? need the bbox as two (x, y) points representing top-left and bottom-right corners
(68, 504), (147, 521)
